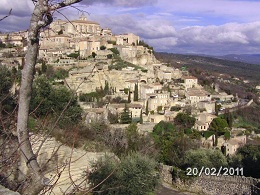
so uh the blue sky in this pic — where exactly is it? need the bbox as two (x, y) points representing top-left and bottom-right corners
(1, 0), (260, 55)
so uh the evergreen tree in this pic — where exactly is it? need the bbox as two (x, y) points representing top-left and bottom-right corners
(140, 110), (143, 124)
(215, 102), (220, 116)
(41, 61), (47, 73)
(145, 100), (149, 115)
(227, 112), (233, 128)
(134, 83), (138, 101)
(223, 110), (233, 128)
(104, 80), (109, 94)
(120, 103), (132, 124)
(128, 90), (131, 103)
(208, 117), (229, 146)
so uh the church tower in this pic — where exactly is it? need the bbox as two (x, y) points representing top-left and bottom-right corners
(79, 13), (87, 21)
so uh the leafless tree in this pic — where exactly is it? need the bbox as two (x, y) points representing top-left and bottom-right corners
(16, 0), (82, 194)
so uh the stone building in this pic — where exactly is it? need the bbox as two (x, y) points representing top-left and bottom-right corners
(222, 135), (247, 156)
(193, 113), (216, 131)
(146, 92), (170, 112)
(40, 34), (71, 49)
(107, 103), (142, 118)
(115, 33), (140, 46)
(85, 108), (108, 123)
(186, 89), (211, 105)
(183, 76), (198, 90)
(50, 14), (102, 36)
(197, 101), (215, 113)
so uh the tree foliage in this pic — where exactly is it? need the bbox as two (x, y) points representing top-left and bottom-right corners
(209, 117), (229, 133)
(183, 149), (228, 170)
(30, 76), (82, 127)
(108, 48), (120, 55)
(120, 104), (132, 124)
(152, 121), (200, 166)
(232, 144), (260, 178)
(174, 112), (196, 129)
(208, 117), (229, 146)
(89, 152), (159, 195)
(0, 67), (17, 131)
(126, 123), (139, 152)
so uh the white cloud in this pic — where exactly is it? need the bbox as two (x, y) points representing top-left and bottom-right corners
(91, 14), (176, 39)
(158, 0), (260, 22)
(80, 0), (157, 7)
(0, 0), (34, 17)
(149, 22), (260, 55)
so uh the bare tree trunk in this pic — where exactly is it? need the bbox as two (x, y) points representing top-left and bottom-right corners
(16, 0), (82, 193)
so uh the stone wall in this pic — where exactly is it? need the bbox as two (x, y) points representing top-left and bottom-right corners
(159, 164), (260, 195)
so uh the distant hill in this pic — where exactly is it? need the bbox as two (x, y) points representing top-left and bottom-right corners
(216, 54), (260, 65)
(154, 52), (260, 82)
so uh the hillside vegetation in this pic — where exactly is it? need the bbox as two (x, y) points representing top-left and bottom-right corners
(155, 53), (260, 82)
(155, 52), (260, 129)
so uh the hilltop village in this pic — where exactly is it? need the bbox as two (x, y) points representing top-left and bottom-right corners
(0, 14), (254, 156)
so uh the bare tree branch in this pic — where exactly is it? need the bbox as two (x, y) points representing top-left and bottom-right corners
(0, 9), (12, 21)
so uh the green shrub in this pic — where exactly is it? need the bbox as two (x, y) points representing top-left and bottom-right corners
(89, 152), (159, 195)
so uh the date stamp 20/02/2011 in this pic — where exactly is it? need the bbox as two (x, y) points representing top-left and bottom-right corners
(186, 167), (244, 177)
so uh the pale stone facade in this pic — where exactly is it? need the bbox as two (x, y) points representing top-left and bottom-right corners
(222, 135), (247, 156)
(186, 89), (211, 105)
(85, 108), (108, 123)
(183, 76), (198, 90)
(115, 33), (140, 46)
(50, 14), (101, 36)
(146, 92), (170, 112)
(211, 92), (234, 101)
(107, 103), (142, 118)
(194, 113), (216, 131)
(0, 31), (26, 46)
(147, 114), (165, 123)
(140, 84), (154, 100)
(197, 101), (215, 113)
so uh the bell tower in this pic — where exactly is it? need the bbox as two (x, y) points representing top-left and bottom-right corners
(79, 13), (87, 21)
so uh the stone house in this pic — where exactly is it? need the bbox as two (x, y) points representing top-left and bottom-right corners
(77, 39), (101, 57)
(115, 33), (140, 46)
(183, 76), (198, 90)
(222, 135), (247, 156)
(107, 103), (142, 118)
(164, 110), (179, 121)
(147, 113), (165, 123)
(194, 113), (216, 131)
(171, 68), (182, 79)
(125, 79), (139, 92)
(95, 50), (113, 60)
(157, 70), (172, 81)
(197, 101), (215, 113)
(85, 108), (108, 123)
(211, 92), (234, 102)
(146, 92), (170, 112)
(0, 32), (26, 46)
(40, 34), (71, 49)
(186, 89), (211, 105)
(140, 84), (154, 100)
(152, 83), (163, 92)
